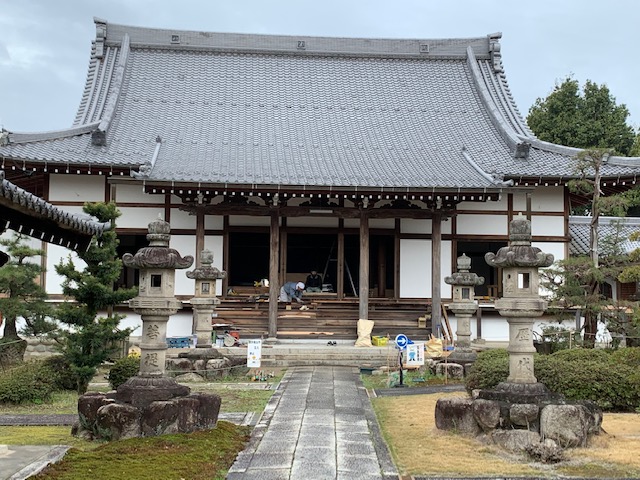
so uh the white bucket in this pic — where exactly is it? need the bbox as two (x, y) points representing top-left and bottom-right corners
(215, 338), (224, 348)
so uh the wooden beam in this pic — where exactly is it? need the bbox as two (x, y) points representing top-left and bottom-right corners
(222, 216), (229, 295)
(268, 211), (280, 339)
(337, 229), (345, 300)
(195, 207), (205, 266)
(431, 213), (442, 336)
(359, 212), (369, 320)
(377, 238), (386, 297)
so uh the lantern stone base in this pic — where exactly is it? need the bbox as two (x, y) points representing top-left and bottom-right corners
(435, 383), (603, 451)
(73, 376), (221, 441)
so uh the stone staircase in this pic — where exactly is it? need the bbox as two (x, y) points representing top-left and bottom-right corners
(166, 341), (401, 368)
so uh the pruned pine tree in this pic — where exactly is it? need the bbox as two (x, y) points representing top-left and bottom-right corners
(54, 202), (137, 394)
(0, 234), (51, 364)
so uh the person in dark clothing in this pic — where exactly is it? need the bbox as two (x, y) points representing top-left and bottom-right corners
(305, 270), (323, 292)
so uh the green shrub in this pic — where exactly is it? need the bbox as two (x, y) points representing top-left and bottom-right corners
(43, 355), (77, 391)
(535, 355), (640, 411)
(610, 347), (640, 367)
(0, 361), (58, 404)
(466, 347), (640, 411)
(465, 348), (508, 392)
(108, 356), (140, 389)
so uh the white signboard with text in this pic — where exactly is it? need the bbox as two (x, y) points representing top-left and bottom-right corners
(247, 339), (262, 368)
(405, 342), (425, 367)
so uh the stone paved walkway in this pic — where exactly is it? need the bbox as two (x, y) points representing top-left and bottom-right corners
(227, 366), (398, 480)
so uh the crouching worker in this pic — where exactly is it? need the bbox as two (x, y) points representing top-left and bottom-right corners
(279, 281), (305, 303)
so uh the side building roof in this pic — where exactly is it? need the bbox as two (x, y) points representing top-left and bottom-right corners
(0, 170), (109, 251)
(569, 216), (640, 257)
(1, 19), (639, 195)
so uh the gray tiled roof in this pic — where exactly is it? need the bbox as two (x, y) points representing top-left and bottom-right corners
(569, 216), (640, 256)
(0, 170), (109, 250)
(1, 19), (639, 191)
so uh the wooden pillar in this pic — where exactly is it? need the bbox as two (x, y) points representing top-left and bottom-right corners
(394, 219), (400, 300)
(279, 225), (287, 287)
(337, 226), (345, 299)
(476, 306), (483, 340)
(195, 207), (205, 266)
(431, 213), (442, 336)
(268, 211), (280, 339)
(359, 212), (369, 320)
(222, 216), (229, 295)
(377, 239), (386, 297)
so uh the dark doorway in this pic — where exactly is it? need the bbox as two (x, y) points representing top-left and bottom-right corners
(287, 233), (336, 289)
(456, 241), (506, 297)
(228, 232), (270, 286)
(116, 234), (148, 289)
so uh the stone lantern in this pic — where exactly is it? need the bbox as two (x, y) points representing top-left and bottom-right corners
(444, 253), (484, 362)
(485, 213), (554, 385)
(186, 249), (226, 348)
(74, 217), (222, 441)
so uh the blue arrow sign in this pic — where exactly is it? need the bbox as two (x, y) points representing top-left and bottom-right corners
(395, 334), (409, 349)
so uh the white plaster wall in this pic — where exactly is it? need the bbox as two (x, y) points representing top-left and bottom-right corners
(457, 196), (508, 211)
(513, 186), (565, 213)
(169, 235), (196, 296)
(369, 218), (395, 229)
(400, 218), (452, 235)
(456, 214), (508, 235)
(205, 215), (223, 230)
(399, 239), (452, 298)
(229, 215), (271, 226)
(532, 242), (566, 263)
(445, 311), (576, 342)
(170, 208), (196, 229)
(401, 219), (430, 234)
(531, 216), (565, 237)
(118, 207), (164, 229)
(287, 217), (339, 228)
(344, 219), (359, 229)
(48, 174), (105, 202)
(45, 244), (86, 294)
(115, 184), (164, 204)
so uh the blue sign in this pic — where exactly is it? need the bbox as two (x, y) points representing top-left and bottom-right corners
(395, 334), (409, 349)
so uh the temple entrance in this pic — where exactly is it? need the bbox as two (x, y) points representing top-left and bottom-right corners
(228, 230), (395, 297)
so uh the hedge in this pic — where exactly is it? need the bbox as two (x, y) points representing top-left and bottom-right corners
(0, 361), (58, 404)
(465, 347), (640, 412)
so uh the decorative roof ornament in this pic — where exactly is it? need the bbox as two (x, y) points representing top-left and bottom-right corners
(94, 18), (107, 59)
(488, 33), (503, 73)
(485, 213), (554, 268)
(122, 215), (194, 270)
(0, 130), (9, 146)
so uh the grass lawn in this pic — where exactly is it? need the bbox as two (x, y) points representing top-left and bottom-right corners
(32, 422), (250, 480)
(373, 391), (640, 478)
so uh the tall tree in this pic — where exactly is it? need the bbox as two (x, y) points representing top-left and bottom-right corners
(527, 78), (635, 156)
(0, 234), (51, 364)
(53, 202), (137, 394)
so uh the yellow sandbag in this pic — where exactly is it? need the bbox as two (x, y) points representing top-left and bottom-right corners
(426, 334), (443, 358)
(355, 319), (375, 347)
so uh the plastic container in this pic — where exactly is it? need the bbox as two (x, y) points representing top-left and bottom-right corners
(372, 336), (388, 346)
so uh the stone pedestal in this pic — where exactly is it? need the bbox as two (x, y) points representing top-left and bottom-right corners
(187, 249), (226, 348)
(74, 217), (222, 441)
(444, 253), (484, 360)
(436, 215), (603, 454)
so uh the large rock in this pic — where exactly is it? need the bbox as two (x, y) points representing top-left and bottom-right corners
(96, 403), (142, 440)
(77, 392), (115, 430)
(540, 404), (591, 447)
(472, 399), (501, 432)
(491, 429), (541, 452)
(435, 362), (464, 379)
(435, 397), (481, 436)
(510, 403), (539, 429)
(141, 400), (181, 436)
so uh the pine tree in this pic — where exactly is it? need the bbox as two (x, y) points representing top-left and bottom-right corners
(0, 234), (51, 364)
(54, 202), (137, 394)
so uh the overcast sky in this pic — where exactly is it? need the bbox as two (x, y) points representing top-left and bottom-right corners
(1, 0), (638, 133)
